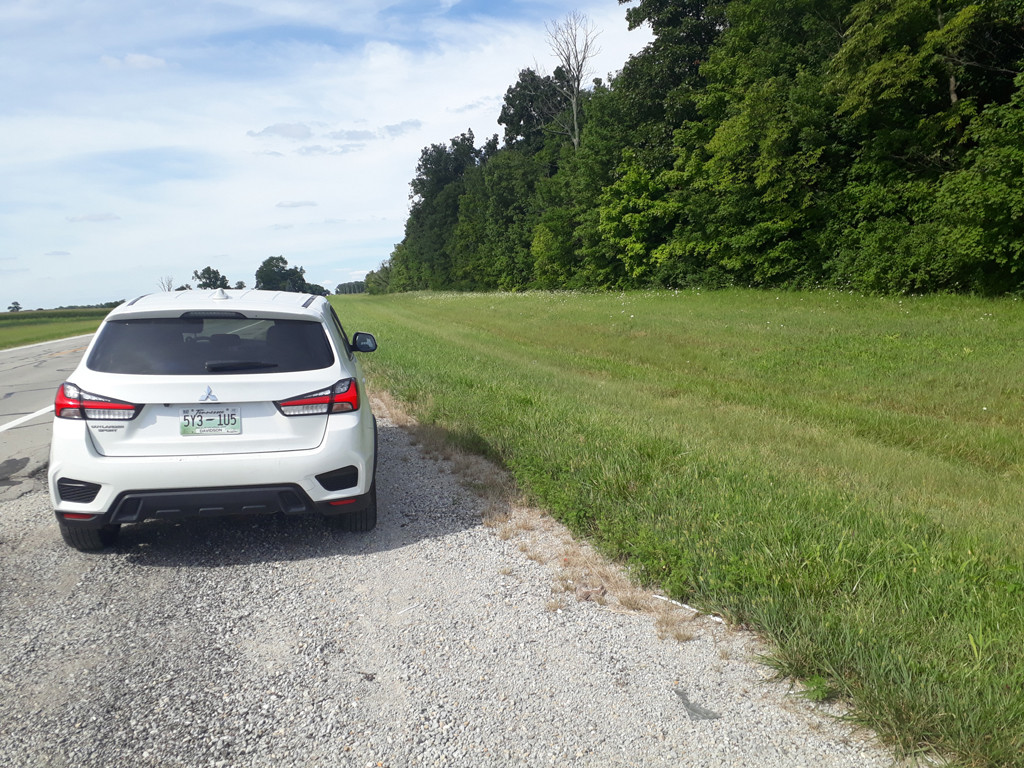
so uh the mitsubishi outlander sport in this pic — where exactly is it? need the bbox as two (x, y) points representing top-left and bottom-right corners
(48, 289), (378, 551)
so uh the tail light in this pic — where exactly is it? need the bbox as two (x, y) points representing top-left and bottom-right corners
(274, 379), (359, 416)
(55, 383), (141, 421)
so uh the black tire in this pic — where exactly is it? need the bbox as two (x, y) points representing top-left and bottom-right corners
(59, 522), (120, 552)
(326, 483), (377, 532)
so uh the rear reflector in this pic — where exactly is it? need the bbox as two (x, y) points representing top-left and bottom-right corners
(61, 513), (98, 521)
(328, 499), (356, 506)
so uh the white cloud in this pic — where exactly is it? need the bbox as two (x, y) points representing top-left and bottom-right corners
(329, 129), (377, 141)
(381, 120), (423, 137)
(296, 144), (345, 156)
(0, 0), (652, 309)
(66, 213), (121, 223)
(247, 123), (314, 140)
(101, 53), (167, 69)
(276, 200), (318, 208)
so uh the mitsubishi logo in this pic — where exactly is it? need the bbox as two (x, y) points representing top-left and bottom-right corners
(199, 386), (218, 402)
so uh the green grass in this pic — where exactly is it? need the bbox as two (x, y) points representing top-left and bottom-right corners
(0, 309), (107, 350)
(332, 289), (1024, 768)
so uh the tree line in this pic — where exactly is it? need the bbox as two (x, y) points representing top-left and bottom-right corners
(6, 258), (366, 314)
(161, 257), (365, 296)
(367, 0), (1024, 295)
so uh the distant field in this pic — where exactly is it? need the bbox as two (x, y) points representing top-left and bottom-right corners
(332, 290), (1023, 768)
(0, 309), (107, 350)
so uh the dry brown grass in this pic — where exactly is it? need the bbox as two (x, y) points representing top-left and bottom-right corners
(545, 597), (566, 612)
(371, 391), (417, 428)
(377, 392), (519, 531)
(655, 610), (695, 643)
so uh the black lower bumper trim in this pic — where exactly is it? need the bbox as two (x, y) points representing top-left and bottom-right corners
(108, 485), (314, 524)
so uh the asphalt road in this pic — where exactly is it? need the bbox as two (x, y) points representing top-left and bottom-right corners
(0, 336), (91, 503)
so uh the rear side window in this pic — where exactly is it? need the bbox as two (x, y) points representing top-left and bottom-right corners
(87, 317), (335, 375)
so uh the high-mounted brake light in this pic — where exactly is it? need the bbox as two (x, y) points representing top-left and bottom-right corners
(55, 383), (141, 421)
(274, 379), (359, 416)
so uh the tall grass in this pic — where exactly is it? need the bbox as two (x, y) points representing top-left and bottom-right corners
(334, 289), (1023, 767)
(0, 308), (107, 349)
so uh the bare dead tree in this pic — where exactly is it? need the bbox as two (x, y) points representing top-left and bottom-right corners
(157, 275), (174, 291)
(546, 10), (601, 150)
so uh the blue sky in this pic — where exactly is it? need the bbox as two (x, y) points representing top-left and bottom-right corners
(0, 1), (651, 310)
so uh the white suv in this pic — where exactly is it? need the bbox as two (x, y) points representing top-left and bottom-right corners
(48, 289), (378, 551)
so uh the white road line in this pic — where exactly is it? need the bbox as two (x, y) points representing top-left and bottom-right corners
(0, 406), (54, 433)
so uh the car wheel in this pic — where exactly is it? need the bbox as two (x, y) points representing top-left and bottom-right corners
(59, 521), (120, 552)
(326, 483), (377, 532)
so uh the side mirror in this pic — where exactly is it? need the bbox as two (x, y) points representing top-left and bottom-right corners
(351, 332), (377, 353)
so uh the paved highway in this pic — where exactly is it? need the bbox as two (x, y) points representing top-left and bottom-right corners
(0, 336), (91, 502)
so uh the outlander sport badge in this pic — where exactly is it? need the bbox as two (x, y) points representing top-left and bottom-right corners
(199, 386), (218, 402)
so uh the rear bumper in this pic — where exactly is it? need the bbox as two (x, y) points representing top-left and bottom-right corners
(48, 414), (377, 520)
(56, 482), (375, 528)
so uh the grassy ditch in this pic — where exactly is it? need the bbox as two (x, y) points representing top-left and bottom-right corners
(333, 289), (1023, 768)
(0, 309), (107, 350)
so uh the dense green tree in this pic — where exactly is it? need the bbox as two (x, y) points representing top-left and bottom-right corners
(370, 0), (1024, 296)
(579, 0), (729, 287)
(498, 69), (568, 150)
(672, 0), (853, 286)
(8, 301), (21, 312)
(409, 130), (482, 204)
(364, 263), (391, 294)
(826, 0), (1024, 292)
(192, 266), (230, 289)
(936, 72), (1024, 291)
(598, 154), (678, 282)
(614, 0), (728, 170)
(395, 131), (488, 289)
(335, 281), (367, 295)
(558, 81), (644, 287)
(254, 256), (309, 292)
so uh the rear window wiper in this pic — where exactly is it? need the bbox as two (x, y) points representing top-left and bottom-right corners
(205, 360), (280, 372)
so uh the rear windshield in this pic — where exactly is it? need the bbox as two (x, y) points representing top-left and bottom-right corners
(87, 317), (335, 375)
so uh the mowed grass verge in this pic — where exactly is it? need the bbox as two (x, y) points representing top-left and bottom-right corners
(0, 309), (107, 350)
(333, 290), (1023, 768)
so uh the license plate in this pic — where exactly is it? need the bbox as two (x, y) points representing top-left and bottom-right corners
(180, 407), (242, 436)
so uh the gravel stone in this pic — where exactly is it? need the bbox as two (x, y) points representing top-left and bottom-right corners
(0, 406), (896, 767)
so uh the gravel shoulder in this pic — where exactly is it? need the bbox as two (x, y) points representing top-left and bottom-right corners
(0, 398), (895, 767)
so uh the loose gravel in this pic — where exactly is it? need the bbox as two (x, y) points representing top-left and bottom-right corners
(0, 403), (895, 767)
